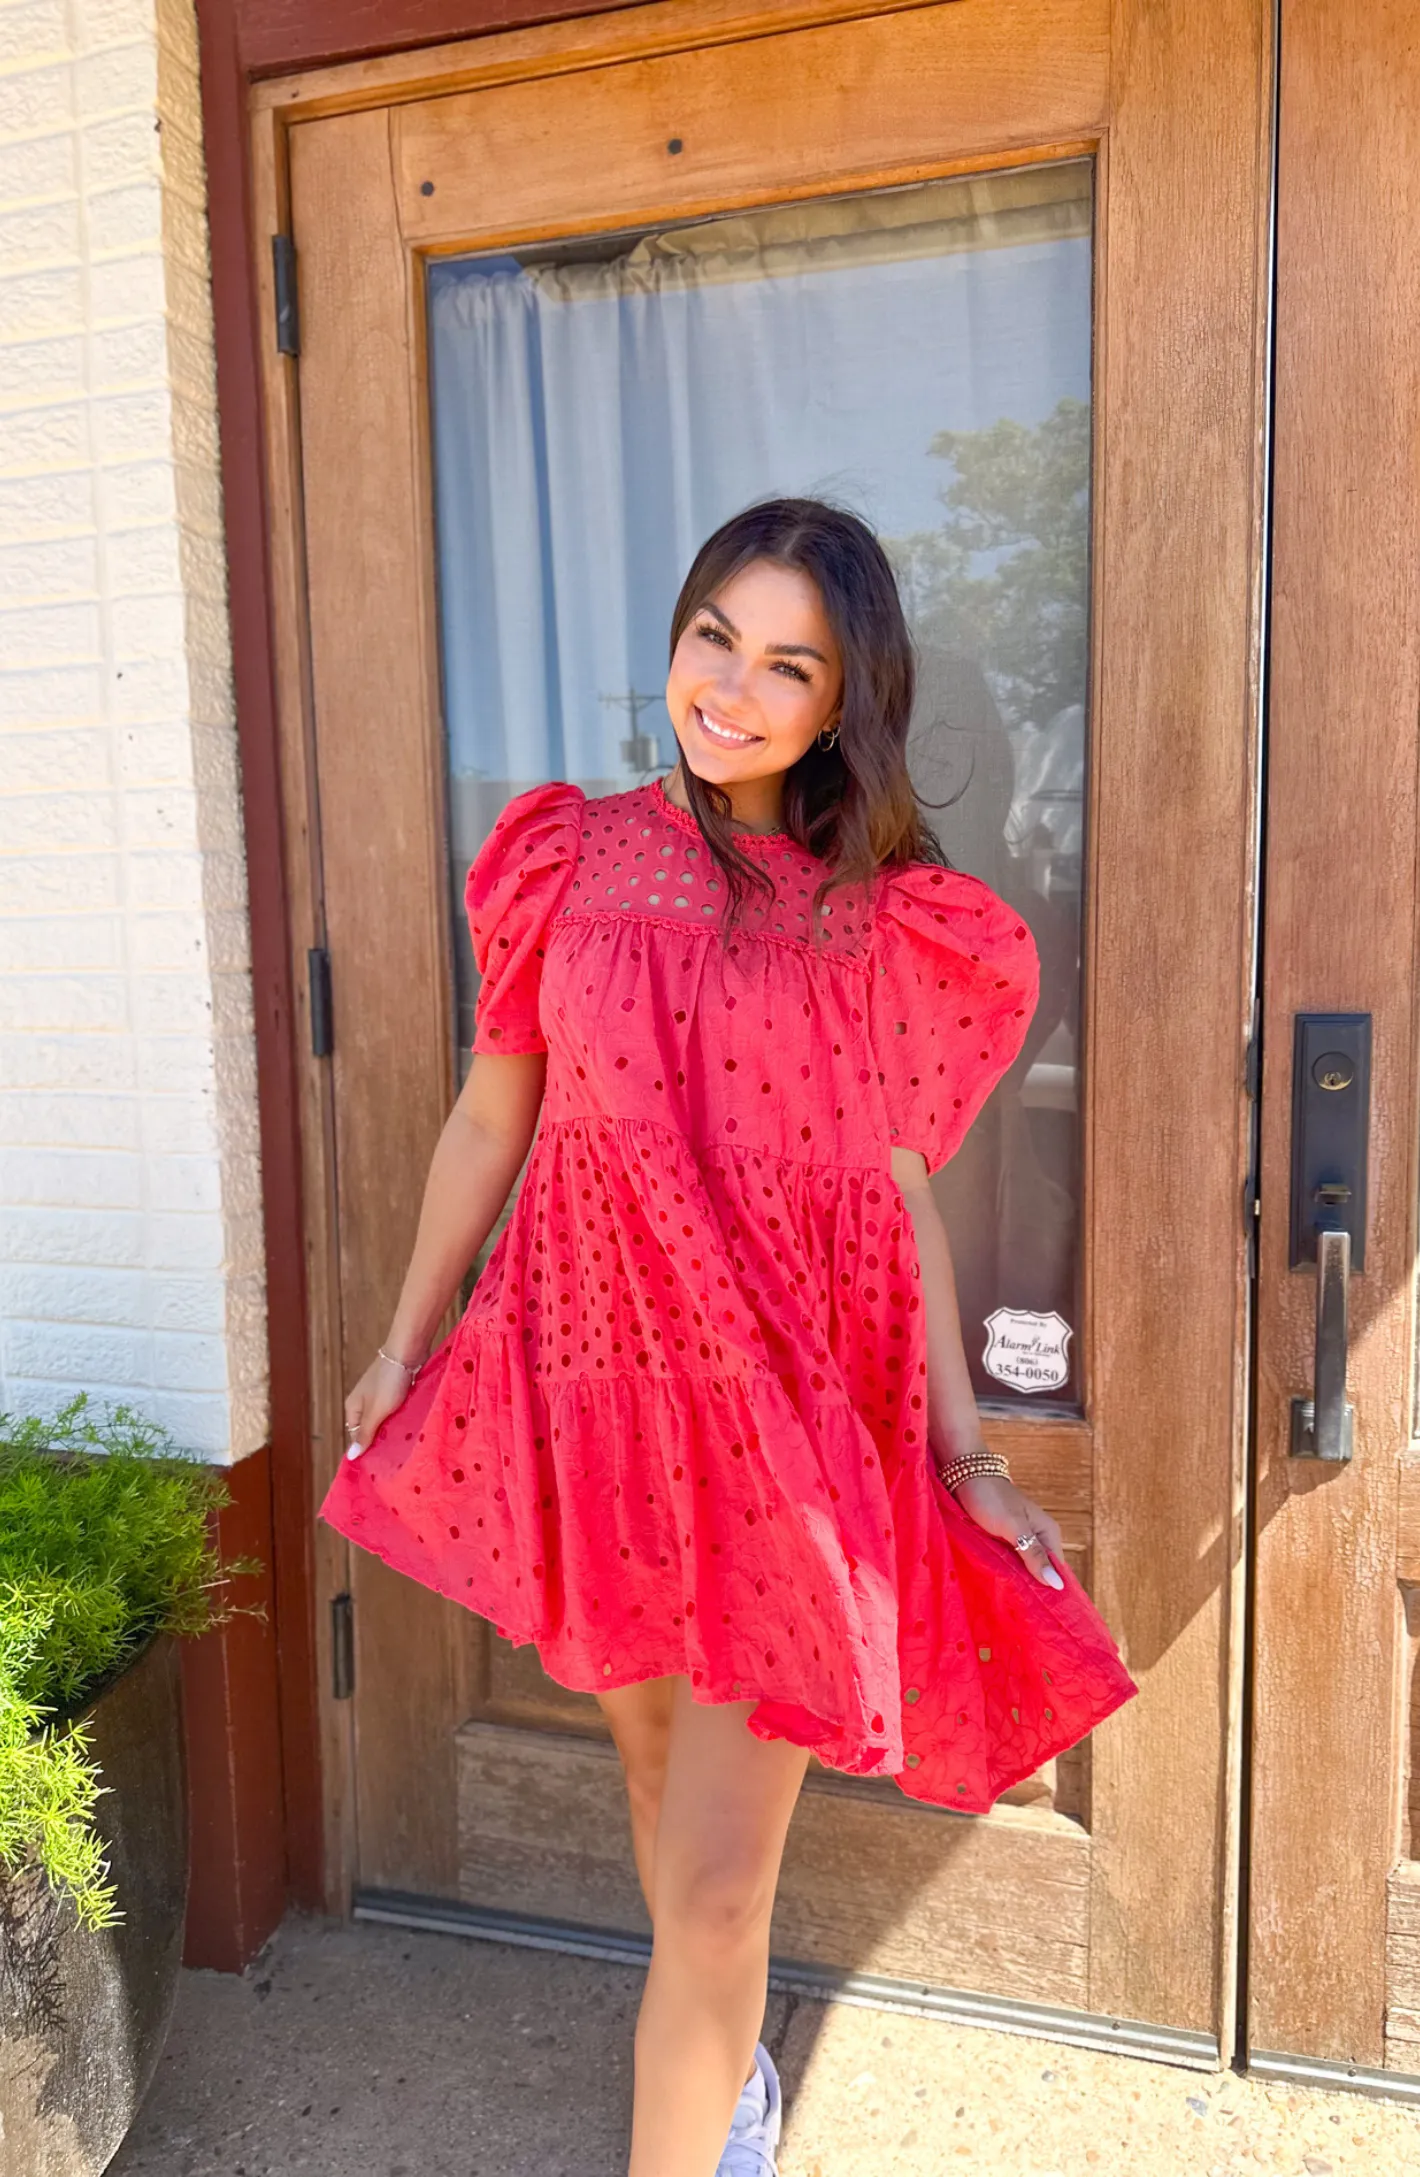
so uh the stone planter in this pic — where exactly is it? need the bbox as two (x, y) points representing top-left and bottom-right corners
(0, 1636), (189, 2177)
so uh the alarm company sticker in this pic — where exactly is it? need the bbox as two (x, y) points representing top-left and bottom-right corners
(982, 1309), (1073, 1395)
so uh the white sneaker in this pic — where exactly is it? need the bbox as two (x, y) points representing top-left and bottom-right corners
(717, 2041), (782, 2176)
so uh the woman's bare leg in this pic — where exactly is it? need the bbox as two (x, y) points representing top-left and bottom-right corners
(628, 1677), (809, 2177)
(598, 1676), (765, 2111)
(598, 1676), (675, 1911)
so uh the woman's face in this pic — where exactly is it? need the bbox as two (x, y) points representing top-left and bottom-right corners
(665, 558), (844, 785)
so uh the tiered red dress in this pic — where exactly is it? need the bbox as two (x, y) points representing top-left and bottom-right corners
(320, 777), (1136, 1809)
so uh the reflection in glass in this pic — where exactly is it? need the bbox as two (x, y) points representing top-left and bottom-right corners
(428, 163), (1092, 1406)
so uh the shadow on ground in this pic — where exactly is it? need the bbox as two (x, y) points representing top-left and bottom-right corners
(112, 1915), (1420, 2177)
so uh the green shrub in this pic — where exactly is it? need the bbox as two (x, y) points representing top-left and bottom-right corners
(0, 1592), (116, 1925)
(0, 1397), (255, 1928)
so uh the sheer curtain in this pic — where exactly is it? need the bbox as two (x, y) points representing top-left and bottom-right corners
(427, 162), (1092, 1401)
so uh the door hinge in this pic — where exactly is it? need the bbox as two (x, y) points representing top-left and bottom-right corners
(272, 234), (300, 357)
(331, 1591), (355, 1700)
(1245, 1030), (1261, 1100)
(308, 945), (333, 1058)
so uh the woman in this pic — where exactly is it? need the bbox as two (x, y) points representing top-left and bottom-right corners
(323, 499), (1136, 2177)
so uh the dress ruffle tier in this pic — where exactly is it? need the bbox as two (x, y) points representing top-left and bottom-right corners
(320, 777), (1136, 1810)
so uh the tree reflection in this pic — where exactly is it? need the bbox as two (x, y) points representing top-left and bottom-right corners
(887, 398), (1091, 1395)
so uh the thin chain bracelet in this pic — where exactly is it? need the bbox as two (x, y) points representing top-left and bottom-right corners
(936, 1449), (1011, 1494)
(377, 1345), (423, 1386)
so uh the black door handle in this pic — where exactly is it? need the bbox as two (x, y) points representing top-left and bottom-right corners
(1288, 1014), (1369, 1462)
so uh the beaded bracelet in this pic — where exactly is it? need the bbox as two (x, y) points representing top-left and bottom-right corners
(936, 1449), (1010, 1494)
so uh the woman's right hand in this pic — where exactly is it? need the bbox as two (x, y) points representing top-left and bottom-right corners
(344, 1350), (420, 1461)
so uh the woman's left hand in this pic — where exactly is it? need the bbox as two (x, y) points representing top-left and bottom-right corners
(949, 1472), (1065, 1590)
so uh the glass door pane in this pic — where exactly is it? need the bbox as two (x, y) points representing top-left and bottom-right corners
(428, 160), (1092, 1405)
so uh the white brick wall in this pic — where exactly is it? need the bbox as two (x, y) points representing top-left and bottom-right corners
(0, 0), (267, 1460)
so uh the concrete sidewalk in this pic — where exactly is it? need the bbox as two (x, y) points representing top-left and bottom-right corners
(111, 1916), (1420, 2177)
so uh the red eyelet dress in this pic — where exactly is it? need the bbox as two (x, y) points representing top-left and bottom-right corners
(320, 777), (1136, 1809)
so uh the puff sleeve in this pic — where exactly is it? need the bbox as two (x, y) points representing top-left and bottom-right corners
(465, 780), (585, 1055)
(868, 864), (1040, 1171)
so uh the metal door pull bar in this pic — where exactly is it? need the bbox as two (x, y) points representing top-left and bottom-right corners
(1290, 1223), (1354, 1461)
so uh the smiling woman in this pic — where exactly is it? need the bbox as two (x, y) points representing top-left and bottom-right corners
(673, 568), (838, 773)
(659, 501), (944, 938)
(428, 166), (1094, 1395)
(323, 488), (1134, 2175)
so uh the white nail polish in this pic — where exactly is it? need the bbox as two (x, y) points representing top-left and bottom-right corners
(345, 1441), (363, 1461)
(1043, 1565), (1064, 1590)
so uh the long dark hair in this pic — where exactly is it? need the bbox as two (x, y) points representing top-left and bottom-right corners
(665, 498), (949, 935)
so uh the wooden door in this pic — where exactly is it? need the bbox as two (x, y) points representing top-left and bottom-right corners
(1246, 0), (1420, 2093)
(255, 0), (1271, 2056)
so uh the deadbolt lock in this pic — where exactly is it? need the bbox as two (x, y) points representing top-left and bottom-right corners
(1312, 1052), (1356, 1093)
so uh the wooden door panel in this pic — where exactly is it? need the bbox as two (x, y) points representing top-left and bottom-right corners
(1249, 0), (1420, 2077)
(1082, 0), (1269, 2035)
(393, 1), (1109, 250)
(254, 0), (1095, 121)
(457, 1719), (1094, 2005)
(262, 0), (1271, 2048)
(1388, 1866), (1420, 2074)
(485, 1632), (605, 1732)
(291, 104), (486, 1894)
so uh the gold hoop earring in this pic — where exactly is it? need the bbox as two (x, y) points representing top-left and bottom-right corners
(817, 723), (840, 752)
